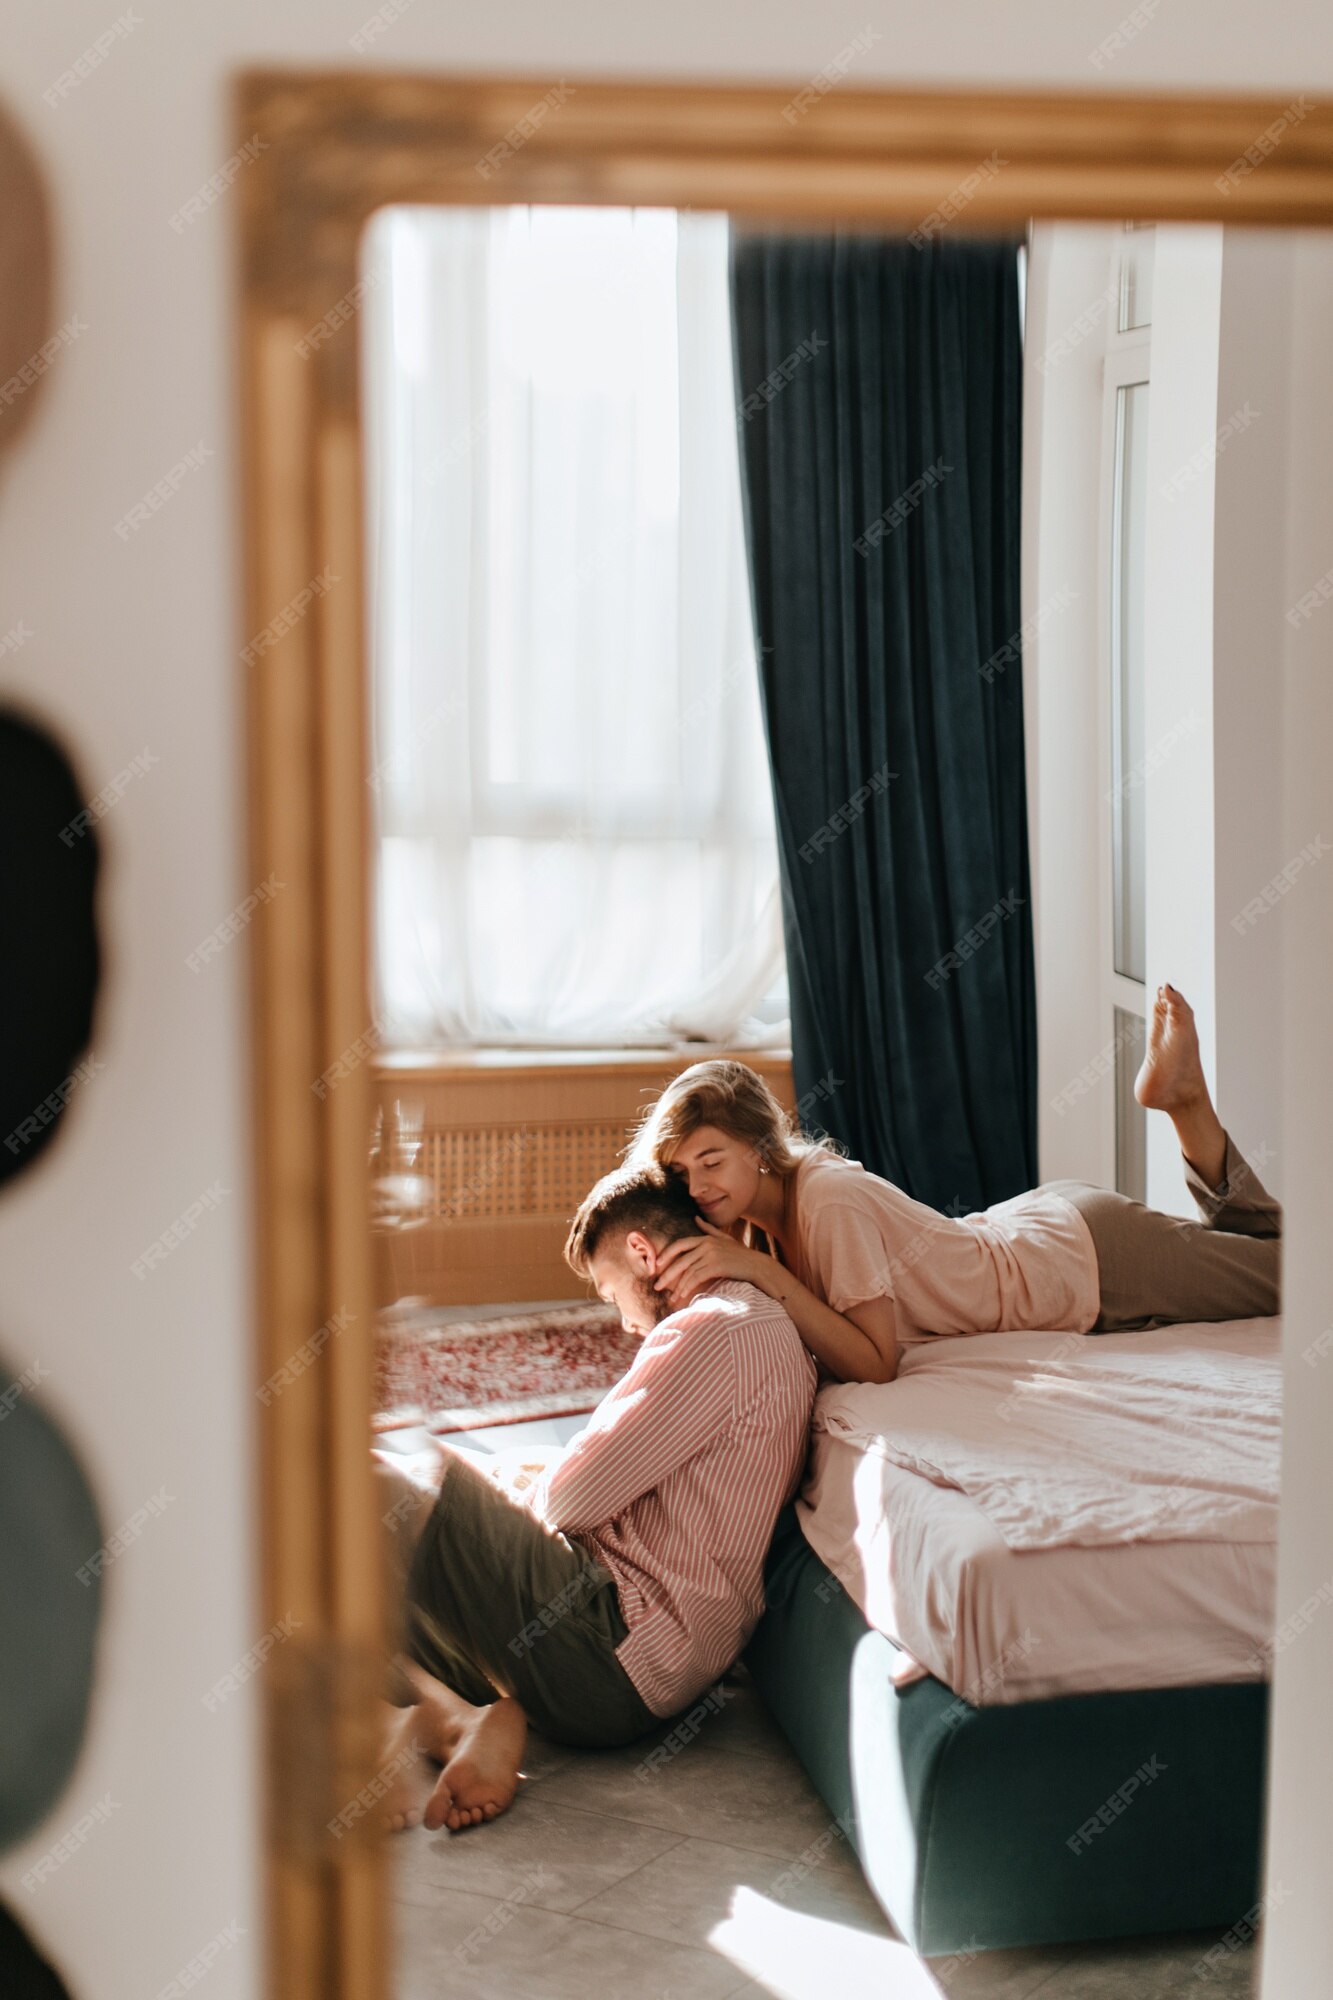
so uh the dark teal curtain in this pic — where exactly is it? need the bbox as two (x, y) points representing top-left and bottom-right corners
(731, 232), (1034, 1211)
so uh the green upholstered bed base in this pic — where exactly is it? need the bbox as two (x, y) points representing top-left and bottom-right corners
(743, 1508), (1268, 1957)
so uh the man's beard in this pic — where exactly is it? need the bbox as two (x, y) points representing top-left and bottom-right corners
(631, 1270), (675, 1329)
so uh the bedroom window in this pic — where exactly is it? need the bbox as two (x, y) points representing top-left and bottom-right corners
(1101, 224), (1153, 1199)
(362, 205), (788, 1051)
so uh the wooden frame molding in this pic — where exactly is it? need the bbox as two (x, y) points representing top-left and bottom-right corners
(236, 69), (1333, 2000)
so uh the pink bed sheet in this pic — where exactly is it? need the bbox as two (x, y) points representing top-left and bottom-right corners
(796, 1317), (1280, 1704)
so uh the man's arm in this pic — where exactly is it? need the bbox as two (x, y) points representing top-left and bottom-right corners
(532, 1308), (735, 1532)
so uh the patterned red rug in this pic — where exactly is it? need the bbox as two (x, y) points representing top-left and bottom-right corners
(374, 1301), (640, 1435)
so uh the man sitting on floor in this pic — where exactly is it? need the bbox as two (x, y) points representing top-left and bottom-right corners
(376, 1165), (817, 1833)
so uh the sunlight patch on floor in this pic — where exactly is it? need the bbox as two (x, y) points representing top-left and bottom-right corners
(708, 1886), (946, 1998)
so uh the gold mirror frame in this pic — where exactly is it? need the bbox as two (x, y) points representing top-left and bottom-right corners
(236, 70), (1333, 2000)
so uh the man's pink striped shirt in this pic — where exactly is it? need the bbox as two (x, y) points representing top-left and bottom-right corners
(531, 1279), (817, 1717)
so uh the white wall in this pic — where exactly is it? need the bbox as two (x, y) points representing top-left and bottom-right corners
(1144, 227), (1290, 1214)
(1260, 228), (1333, 2000)
(1210, 233), (1292, 1188)
(1030, 225), (1291, 1215)
(1142, 227), (1224, 1213)
(2, 6), (1332, 1997)
(1024, 221), (1118, 1182)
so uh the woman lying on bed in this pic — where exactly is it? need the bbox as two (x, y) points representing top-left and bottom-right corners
(632, 985), (1280, 1386)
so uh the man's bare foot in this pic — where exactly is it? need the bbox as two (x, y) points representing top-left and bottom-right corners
(423, 1697), (527, 1834)
(378, 1702), (431, 1834)
(1134, 983), (1227, 1187)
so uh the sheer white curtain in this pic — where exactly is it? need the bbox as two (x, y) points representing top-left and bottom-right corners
(363, 205), (787, 1047)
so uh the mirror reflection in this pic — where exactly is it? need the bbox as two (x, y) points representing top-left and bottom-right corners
(361, 205), (1307, 1997)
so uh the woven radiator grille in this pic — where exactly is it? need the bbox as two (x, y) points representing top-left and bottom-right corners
(423, 1120), (632, 1221)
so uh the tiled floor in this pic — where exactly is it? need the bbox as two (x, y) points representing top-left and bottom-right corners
(387, 1409), (1258, 1999)
(391, 1673), (1257, 1999)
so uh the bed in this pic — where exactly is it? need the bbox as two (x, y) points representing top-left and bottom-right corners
(743, 1317), (1279, 1955)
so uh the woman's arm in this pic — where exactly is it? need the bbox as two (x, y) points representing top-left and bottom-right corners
(652, 1225), (900, 1384)
(760, 1273), (900, 1386)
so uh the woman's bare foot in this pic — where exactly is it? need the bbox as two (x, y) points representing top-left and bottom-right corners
(424, 1697), (527, 1834)
(1134, 983), (1227, 1187)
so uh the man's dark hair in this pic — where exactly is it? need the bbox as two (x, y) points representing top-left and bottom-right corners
(565, 1166), (703, 1279)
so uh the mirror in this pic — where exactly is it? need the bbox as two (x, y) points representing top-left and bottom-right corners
(354, 200), (1319, 1997)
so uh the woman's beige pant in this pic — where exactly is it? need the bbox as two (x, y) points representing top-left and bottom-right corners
(1043, 1132), (1281, 1332)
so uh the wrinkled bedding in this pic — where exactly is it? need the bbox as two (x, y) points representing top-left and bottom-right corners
(796, 1318), (1281, 1703)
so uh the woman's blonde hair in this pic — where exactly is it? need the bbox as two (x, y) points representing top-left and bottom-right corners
(628, 1059), (840, 1180)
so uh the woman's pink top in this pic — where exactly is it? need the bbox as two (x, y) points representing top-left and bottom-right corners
(770, 1149), (1101, 1344)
